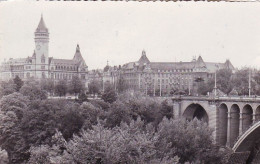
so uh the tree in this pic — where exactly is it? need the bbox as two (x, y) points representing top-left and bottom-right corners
(13, 76), (24, 92)
(216, 69), (233, 94)
(52, 118), (178, 164)
(77, 91), (88, 103)
(197, 80), (214, 96)
(0, 80), (16, 98)
(105, 101), (131, 128)
(117, 76), (128, 93)
(101, 84), (117, 103)
(40, 79), (55, 96)
(231, 68), (255, 96)
(55, 80), (67, 97)
(0, 93), (29, 163)
(194, 77), (207, 95)
(156, 118), (225, 163)
(20, 83), (48, 100)
(88, 80), (100, 97)
(68, 75), (85, 97)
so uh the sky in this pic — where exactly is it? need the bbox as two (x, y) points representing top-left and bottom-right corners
(0, 1), (260, 70)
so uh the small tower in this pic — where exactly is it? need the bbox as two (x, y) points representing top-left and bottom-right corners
(138, 50), (150, 65)
(34, 15), (49, 78)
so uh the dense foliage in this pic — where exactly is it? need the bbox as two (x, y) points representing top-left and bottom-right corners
(0, 77), (232, 163)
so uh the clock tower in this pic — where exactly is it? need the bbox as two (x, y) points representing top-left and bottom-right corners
(34, 15), (49, 78)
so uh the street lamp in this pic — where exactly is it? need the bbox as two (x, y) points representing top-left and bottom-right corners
(188, 76), (191, 96)
(214, 64), (219, 97)
(249, 69), (251, 97)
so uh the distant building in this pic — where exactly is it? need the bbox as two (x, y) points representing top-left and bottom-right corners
(88, 69), (103, 83)
(0, 15), (88, 85)
(103, 50), (235, 96)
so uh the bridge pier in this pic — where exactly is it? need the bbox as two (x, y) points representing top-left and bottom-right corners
(226, 112), (231, 147)
(253, 114), (256, 124)
(239, 113), (243, 136)
(173, 100), (181, 119)
(207, 103), (218, 142)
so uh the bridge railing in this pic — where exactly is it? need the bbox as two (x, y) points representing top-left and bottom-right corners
(172, 95), (260, 102)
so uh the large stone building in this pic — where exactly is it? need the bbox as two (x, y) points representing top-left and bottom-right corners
(0, 15), (88, 84)
(103, 50), (235, 96)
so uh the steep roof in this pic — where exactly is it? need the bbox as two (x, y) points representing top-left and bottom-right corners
(138, 50), (150, 65)
(73, 44), (84, 62)
(195, 56), (206, 68)
(224, 59), (235, 70)
(35, 15), (48, 33)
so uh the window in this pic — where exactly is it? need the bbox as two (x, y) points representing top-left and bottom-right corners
(41, 66), (45, 70)
(26, 73), (30, 78)
(41, 57), (45, 63)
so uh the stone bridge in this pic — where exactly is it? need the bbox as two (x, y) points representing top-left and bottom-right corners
(172, 96), (260, 148)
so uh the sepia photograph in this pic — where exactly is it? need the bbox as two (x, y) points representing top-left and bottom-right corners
(0, 1), (260, 163)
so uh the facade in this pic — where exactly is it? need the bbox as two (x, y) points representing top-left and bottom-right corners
(103, 50), (235, 96)
(0, 15), (88, 85)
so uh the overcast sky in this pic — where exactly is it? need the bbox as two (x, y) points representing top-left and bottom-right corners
(0, 1), (260, 70)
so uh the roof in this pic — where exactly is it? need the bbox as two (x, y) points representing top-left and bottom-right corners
(7, 58), (27, 65)
(35, 15), (48, 33)
(122, 62), (136, 69)
(73, 44), (84, 62)
(224, 59), (235, 70)
(150, 62), (195, 70)
(195, 56), (206, 68)
(138, 50), (150, 65)
(204, 62), (226, 73)
(51, 58), (78, 65)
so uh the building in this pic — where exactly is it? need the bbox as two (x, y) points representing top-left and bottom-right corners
(103, 50), (235, 96)
(0, 15), (88, 85)
(88, 69), (103, 83)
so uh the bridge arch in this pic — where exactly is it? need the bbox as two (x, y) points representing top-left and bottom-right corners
(242, 104), (253, 132)
(230, 104), (240, 147)
(183, 103), (209, 124)
(217, 103), (228, 146)
(233, 121), (260, 153)
(256, 105), (260, 122)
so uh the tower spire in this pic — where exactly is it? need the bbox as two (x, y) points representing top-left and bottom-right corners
(36, 15), (48, 32)
(76, 44), (80, 52)
(73, 44), (83, 62)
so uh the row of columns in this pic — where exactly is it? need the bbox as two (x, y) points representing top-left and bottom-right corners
(226, 112), (259, 147)
(217, 104), (260, 148)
